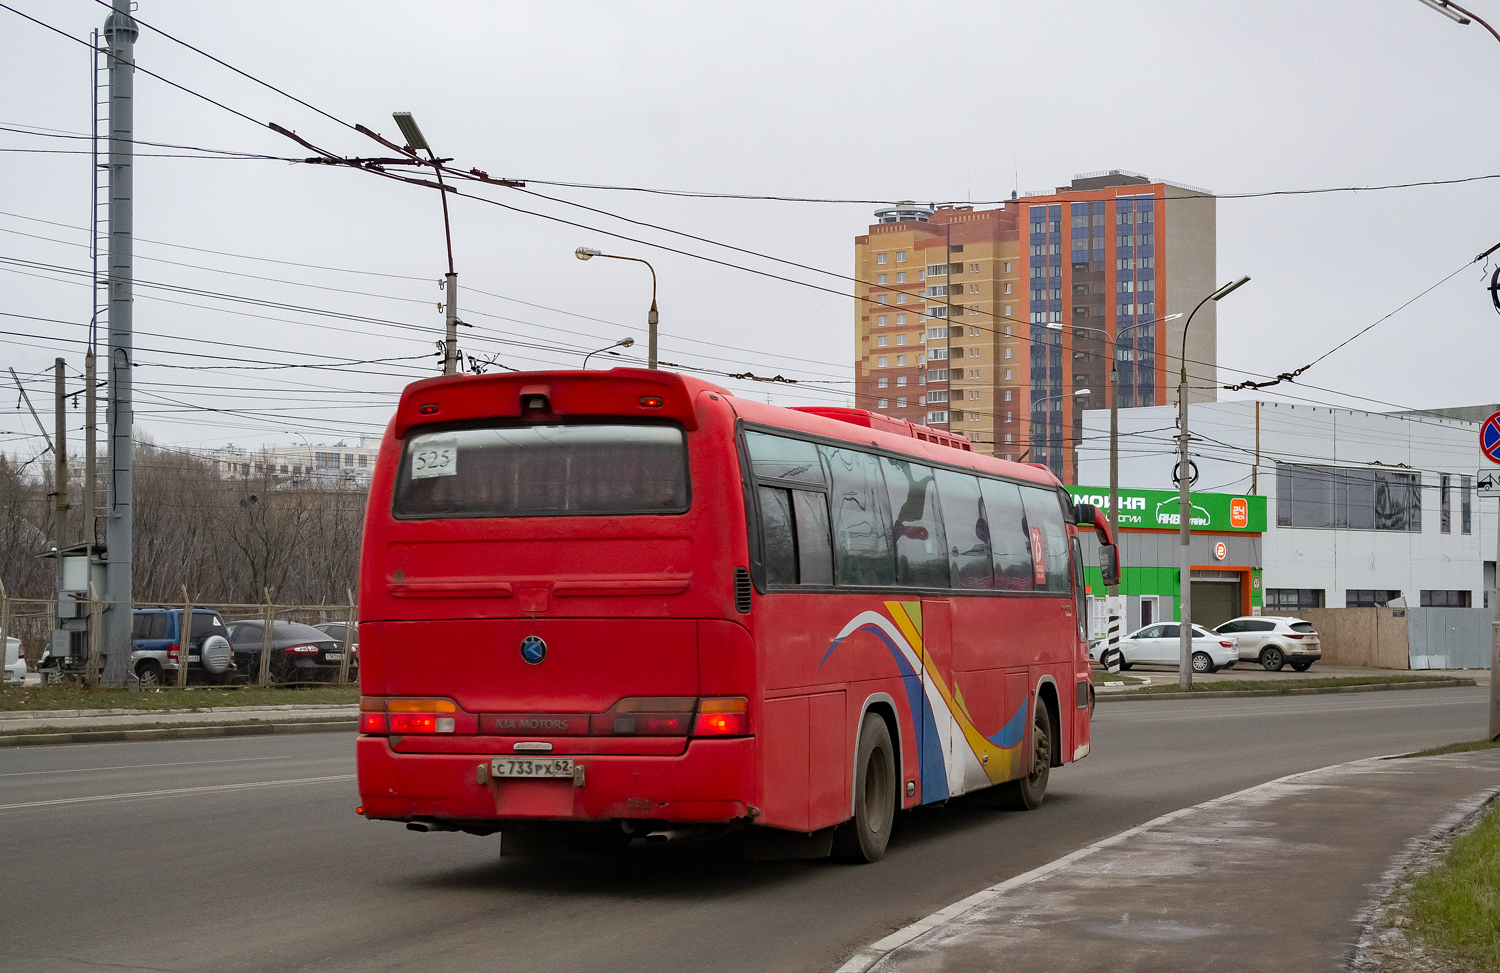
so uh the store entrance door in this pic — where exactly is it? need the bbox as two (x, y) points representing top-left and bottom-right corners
(1190, 579), (1241, 628)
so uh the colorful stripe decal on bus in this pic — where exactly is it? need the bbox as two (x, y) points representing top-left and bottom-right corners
(821, 601), (1027, 803)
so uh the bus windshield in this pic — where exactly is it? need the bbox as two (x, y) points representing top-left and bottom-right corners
(393, 422), (689, 519)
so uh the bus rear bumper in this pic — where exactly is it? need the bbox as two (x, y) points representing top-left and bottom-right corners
(357, 735), (755, 825)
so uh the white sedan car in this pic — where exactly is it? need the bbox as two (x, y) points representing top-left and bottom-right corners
(1089, 623), (1238, 673)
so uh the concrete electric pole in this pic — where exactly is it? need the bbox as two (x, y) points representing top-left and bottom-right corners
(101, 1), (137, 688)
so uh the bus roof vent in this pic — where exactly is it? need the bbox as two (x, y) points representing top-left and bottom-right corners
(788, 407), (974, 451)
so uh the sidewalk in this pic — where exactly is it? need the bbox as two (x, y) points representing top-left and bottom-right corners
(843, 749), (1500, 973)
(0, 703), (356, 733)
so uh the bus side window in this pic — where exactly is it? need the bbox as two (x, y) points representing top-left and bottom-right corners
(1021, 486), (1071, 592)
(880, 457), (950, 588)
(934, 469), (993, 590)
(756, 486), (835, 587)
(1069, 536), (1088, 639)
(792, 490), (834, 585)
(758, 486), (798, 585)
(820, 446), (895, 587)
(979, 478), (1034, 591)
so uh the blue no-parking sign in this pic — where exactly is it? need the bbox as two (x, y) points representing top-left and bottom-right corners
(1483, 411), (1500, 465)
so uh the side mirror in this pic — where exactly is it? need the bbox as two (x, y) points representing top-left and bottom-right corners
(1099, 543), (1120, 587)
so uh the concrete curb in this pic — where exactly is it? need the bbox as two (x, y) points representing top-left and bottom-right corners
(0, 719), (357, 748)
(1097, 677), (1474, 702)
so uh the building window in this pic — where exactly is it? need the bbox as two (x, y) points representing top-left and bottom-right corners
(896, 397), (907, 407)
(897, 294), (907, 304)
(1462, 475), (1472, 534)
(927, 411), (948, 424)
(1004, 261), (1012, 272)
(877, 335), (888, 347)
(1345, 589), (1404, 608)
(877, 398), (889, 409)
(927, 264), (947, 276)
(968, 390), (979, 401)
(896, 355), (907, 366)
(1004, 389), (1012, 401)
(896, 376), (907, 387)
(1004, 368), (1012, 380)
(1420, 590), (1471, 608)
(1005, 433), (1013, 444)
(1266, 588), (1324, 610)
(1005, 411), (1013, 422)
(969, 347), (980, 358)
(896, 272), (907, 283)
(896, 334), (907, 346)
(877, 295), (888, 304)
(877, 357), (888, 367)
(877, 377), (889, 388)
(896, 252), (907, 263)
(969, 263), (979, 273)
(928, 390), (948, 403)
(918, 394), (926, 406)
(1004, 304), (1012, 316)
(877, 315), (888, 327)
(896, 313), (907, 325)
(877, 253), (888, 265)
(1441, 474), (1451, 533)
(877, 274), (888, 285)
(1276, 464), (1422, 532)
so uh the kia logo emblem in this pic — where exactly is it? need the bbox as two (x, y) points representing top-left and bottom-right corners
(520, 636), (547, 665)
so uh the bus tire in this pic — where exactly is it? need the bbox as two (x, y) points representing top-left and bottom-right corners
(833, 713), (896, 864)
(996, 700), (1051, 811)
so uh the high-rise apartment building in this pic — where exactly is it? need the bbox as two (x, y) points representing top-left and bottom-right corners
(854, 171), (1217, 482)
(853, 201), (1023, 457)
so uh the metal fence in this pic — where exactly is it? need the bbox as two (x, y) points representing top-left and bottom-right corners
(0, 583), (359, 688)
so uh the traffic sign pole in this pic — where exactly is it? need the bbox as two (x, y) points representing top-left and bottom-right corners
(1484, 412), (1500, 741)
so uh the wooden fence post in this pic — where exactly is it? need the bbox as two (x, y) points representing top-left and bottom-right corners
(336, 586), (356, 685)
(176, 585), (193, 689)
(86, 582), (103, 688)
(257, 590), (275, 687)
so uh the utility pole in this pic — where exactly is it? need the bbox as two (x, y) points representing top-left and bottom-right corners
(101, 1), (137, 688)
(53, 359), (69, 559)
(84, 351), (96, 551)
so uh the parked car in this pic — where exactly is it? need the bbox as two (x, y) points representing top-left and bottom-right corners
(226, 620), (345, 682)
(37, 609), (234, 687)
(5, 635), (24, 685)
(131, 609), (235, 688)
(1088, 623), (1238, 673)
(312, 622), (358, 676)
(1213, 616), (1322, 672)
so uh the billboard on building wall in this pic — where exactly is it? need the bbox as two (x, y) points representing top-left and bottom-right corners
(1067, 486), (1267, 533)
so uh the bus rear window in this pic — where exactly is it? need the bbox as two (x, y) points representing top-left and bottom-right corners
(393, 423), (689, 519)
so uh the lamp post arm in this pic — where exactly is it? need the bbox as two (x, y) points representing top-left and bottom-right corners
(1441, 0), (1500, 43)
(1179, 292), (1216, 386)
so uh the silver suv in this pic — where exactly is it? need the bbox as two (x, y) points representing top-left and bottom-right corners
(1213, 616), (1322, 672)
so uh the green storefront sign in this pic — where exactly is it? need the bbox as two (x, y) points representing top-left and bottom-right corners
(1065, 486), (1266, 533)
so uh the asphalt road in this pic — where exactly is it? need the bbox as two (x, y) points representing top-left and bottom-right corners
(0, 686), (1488, 973)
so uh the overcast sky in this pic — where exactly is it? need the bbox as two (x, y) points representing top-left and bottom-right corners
(2, 0), (1496, 458)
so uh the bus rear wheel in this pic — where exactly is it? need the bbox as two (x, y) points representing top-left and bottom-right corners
(833, 713), (896, 864)
(996, 701), (1052, 811)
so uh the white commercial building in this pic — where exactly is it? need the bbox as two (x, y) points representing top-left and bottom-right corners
(208, 436), (383, 485)
(1077, 400), (1499, 615)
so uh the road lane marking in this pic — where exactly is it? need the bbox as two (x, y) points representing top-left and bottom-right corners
(0, 756), (290, 778)
(832, 756), (1405, 973)
(0, 774), (356, 812)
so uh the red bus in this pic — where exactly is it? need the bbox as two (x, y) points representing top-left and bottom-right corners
(356, 368), (1117, 861)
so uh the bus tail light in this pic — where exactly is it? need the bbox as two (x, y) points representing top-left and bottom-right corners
(361, 697), (458, 735)
(694, 697), (748, 736)
(591, 697), (695, 736)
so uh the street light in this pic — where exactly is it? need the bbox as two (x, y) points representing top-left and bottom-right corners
(1413, 1), (1500, 50)
(582, 336), (635, 370)
(393, 112), (462, 376)
(1176, 276), (1250, 691)
(575, 247), (659, 369)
